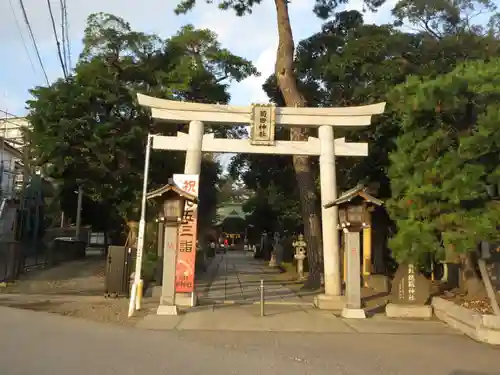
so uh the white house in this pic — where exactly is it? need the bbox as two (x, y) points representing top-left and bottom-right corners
(0, 116), (29, 197)
(0, 116), (28, 151)
(0, 138), (23, 198)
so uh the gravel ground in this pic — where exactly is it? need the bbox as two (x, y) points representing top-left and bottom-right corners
(1, 256), (106, 295)
(0, 297), (153, 326)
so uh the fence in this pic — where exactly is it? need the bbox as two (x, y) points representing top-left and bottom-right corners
(0, 241), (23, 282)
(0, 239), (87, 283)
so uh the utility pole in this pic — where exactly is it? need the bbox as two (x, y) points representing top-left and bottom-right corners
(75, 185), (82, 239)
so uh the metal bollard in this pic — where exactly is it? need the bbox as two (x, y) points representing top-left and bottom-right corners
(260, 279), (265, 317)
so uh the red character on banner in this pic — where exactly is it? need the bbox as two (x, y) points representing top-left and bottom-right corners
(183, 180), (196, 194)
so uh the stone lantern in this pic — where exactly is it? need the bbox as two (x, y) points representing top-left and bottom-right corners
(146, 179), (197, 316)
(292, 234), (307, 280)
(324, 184), (383, 319)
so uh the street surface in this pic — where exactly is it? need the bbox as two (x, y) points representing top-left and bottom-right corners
(0, 305), (499, 375)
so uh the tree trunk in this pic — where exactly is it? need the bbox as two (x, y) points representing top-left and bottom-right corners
(460, 252), (487, 300)
(274, 0), (323, 289)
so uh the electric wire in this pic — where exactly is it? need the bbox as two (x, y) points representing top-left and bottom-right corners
(7, 0), (38, 76)
(0, 109), (23, 118)
(46, 0), (67, 78)
(18, 0), (50, 85)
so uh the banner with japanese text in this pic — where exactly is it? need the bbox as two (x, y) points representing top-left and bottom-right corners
(172, 174), (199, 293)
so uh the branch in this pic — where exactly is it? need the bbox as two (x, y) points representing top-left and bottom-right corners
(215, 74), (230, 83)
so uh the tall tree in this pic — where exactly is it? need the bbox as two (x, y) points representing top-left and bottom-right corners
(26, 13), (256, 237)
(387, 59), (500, 296)
(232, 4), (500, 282)
(174, 0), (387, 289)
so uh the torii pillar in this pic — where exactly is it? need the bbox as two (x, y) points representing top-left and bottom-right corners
(138, 94), (385, 309)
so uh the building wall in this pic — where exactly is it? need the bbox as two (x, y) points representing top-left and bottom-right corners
(0, 117), (29, 198)
(0, 117), (28, 150)
(0, 147), (21, 198)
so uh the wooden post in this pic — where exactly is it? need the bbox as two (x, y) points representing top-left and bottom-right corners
(343, 248), (347, 283)
(362, 226), (372, 276)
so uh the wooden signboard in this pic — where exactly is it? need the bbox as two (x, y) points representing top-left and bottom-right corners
(250, 104), (276, 146)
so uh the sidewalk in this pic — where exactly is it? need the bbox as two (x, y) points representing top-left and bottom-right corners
(137, 303), (460, 335)
(137, 251), (462, 336)
(196, 251), (317, 305)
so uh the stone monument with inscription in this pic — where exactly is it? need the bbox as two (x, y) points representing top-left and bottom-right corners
(386, 263), (432, 319)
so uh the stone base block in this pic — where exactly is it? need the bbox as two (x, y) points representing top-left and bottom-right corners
(157, 304), (179, 316)
(364, 274), (390, 293)
(385, 303), (433, 319)
(151, 285), (162, 298)
(314, 294), (345, 311)
(175, 292), (197, 307)
(341, 307), (366, 319)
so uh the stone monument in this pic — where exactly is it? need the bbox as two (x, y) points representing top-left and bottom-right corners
(293, 234), (307, 280)
(386, 263), (432, 319)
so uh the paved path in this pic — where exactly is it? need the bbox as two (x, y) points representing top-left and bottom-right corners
(196, 251), (316, 305)
(1, 306), (499, 375)
(139, 301), (466, 334)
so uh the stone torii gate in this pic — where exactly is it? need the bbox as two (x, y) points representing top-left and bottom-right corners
(137, 93), (385, 310)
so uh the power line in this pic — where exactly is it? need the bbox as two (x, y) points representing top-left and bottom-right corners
(0, 109), (23, 118)
(18, 0), (50, 85)
(46, 0), (67, 78)
(7, 0), (37, 76)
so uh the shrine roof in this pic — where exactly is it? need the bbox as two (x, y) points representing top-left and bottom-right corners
(146, 183), (197, 202)
(324, 184), (383, 208)
(214, 203), (248, 225)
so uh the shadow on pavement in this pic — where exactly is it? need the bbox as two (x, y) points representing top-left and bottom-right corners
(449, 372), (500, 375)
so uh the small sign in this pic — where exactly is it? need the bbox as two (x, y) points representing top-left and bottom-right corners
(173, 174), (199, 196)
(250, 104), (276, 145)
(173, 174), (199, 214)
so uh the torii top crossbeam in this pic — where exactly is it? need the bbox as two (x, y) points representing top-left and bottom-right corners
(137, 94), (385, 128)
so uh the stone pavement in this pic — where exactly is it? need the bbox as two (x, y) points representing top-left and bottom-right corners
(140, 251), (463, 336)
(137, 302), (462, 336)
(196, 251), (318, 305)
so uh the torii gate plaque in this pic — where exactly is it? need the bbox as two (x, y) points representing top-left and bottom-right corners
(137, 93), (385, 310)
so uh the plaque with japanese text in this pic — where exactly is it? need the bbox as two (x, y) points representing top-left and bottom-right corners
(250, 104), (276, 145)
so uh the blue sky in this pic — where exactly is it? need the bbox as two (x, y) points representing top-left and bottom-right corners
(0, 0), (397, 116)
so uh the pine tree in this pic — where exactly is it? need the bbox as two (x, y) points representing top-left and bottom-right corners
(387, 59), (500, 276)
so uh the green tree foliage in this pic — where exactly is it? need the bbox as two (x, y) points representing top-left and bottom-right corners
(173, 0), (391, 288)
(387, 59), (500, 265)
(26, 13), (256, 236)
(234, 1), (500, 230)
(392, 0), (498, 37)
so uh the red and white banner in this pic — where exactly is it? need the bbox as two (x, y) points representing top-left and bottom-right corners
(172, 174), (199, 293)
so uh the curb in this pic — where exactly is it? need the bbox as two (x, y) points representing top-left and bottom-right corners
(432, 297), (500, 345)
